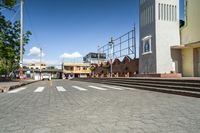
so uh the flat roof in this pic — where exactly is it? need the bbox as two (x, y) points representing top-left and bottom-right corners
(63, 63), (90, 66)
(171, 41), (200, 49)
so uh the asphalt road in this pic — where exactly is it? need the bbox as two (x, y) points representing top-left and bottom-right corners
(0, 79), (200, 133)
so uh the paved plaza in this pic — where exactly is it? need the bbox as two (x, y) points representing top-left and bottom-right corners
(0, 80), (200, 133)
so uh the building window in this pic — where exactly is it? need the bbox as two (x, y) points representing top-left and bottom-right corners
(172, 5), (174, 21)
(161, 4), (163, 20)
(83, 67), (88, 70)
(76, 66), (81, 70)
(175, 6), (177, 21)
(167, 4), (169, 21)
(158, 3), (160, 20)
(164, 4), (166, 20)
(142, 36), (152, 55)
(169, 5), (171, 21)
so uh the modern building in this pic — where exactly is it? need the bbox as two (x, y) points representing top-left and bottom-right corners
(62, 63), (91, 78)
(83, 52), (106, 64)
(139, 0), (200, 77)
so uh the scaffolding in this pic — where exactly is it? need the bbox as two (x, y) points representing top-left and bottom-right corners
(98, 26), (136, 60)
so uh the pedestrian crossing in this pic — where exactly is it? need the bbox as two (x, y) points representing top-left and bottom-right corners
(56, 86), (66, 92)
(34, 87), (45, 92)
(8, 85), (136, 94)
(72, 86), (87, 91)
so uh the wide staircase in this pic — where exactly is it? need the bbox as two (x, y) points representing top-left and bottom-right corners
(72, 78), (200, 98)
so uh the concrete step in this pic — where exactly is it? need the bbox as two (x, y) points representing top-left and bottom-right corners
(72, 78), (200, 98)
(103, 78), (200, 87)
(106, 77), (200, 83)
(100, 80), (200, 92)
(99, 82), (200, 98)
(74, 78), (200, 88)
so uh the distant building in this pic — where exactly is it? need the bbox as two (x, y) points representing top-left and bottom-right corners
(62, 63), (91, 78)
(92, 56), (139, 78)
(28, 63), (47, 70)
(83, 52), (106, 64)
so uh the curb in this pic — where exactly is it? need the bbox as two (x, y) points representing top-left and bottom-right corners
(0, 80), (40, 93)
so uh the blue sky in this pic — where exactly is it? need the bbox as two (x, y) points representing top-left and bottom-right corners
(2, 0), (184, 66)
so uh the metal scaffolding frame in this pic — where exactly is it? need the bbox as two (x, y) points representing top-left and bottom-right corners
(98, 26), (136, 60)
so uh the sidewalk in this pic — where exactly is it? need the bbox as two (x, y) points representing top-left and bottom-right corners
(0, 80), (39, 93)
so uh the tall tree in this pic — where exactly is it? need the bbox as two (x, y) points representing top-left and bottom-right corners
(0, 15), (32, 76)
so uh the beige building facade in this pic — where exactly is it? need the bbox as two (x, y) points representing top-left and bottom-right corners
(172, 0), (200, 77)
(28, 63), (47, 70)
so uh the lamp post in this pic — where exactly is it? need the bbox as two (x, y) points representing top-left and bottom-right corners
(19, 0), (24, 79)
(109, 37), (114, 78)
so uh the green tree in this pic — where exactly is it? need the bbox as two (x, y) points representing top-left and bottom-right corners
(0, 0), (16, 8)
(0, 15), (32, 76)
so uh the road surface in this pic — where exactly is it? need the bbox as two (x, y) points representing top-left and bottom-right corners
(0, 80), (200, 133)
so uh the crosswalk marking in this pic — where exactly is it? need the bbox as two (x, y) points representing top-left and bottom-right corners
(34, 87), (45, 92)
(8, 87), (27, 93)
(101, 85), (123, 90)
(7, 85), (136, 94)
(89, 86), (107, 90)
(120, 87), (136, 91)
(72, 86), (87, 91)
(56, 86), (66, 92)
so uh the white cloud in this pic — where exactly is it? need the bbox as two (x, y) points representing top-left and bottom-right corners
(23, 58), (40, 64)
(60, 52), (82, 59)
(28, 47), (45, 57)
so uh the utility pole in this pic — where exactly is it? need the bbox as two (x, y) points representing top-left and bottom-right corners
(19, 0), (24, 79)
(97, 45), (100, 65)
(109, 37), (114, 78)
(134, 24), (136, 59)
(40, 48), (42, 80)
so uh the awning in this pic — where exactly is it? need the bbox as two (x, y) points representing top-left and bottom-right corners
(171, 41), (200, 49)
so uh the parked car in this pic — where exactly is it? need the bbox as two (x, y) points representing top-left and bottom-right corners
(41, 73), (51, 80)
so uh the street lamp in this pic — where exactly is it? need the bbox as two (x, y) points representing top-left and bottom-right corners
(108, 37), (114, 78)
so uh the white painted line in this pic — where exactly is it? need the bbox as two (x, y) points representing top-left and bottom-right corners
(34, 87), (45, 92)
(89, 86), (107, 91)
(120, 87), (137, 91)
(72, 86), (87, 91)
(56, 86), (66, 92)
(8, 87), (27, 93)
(101, 85), (123, 90)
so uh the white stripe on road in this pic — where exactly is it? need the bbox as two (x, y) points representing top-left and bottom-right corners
(34, 87), (45, 92)
(120, 87), (137, 91)
(89, 86), (107, 90)
(101, 85), (123, 90)
(56, 86), (66, 92)
(72, 86), (87, 91)
(8, 87), (27, 93)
